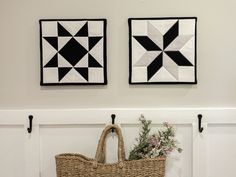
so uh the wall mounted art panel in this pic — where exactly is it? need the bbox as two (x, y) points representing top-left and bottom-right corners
(129, 17), (197, 84)
(40, 19), (107, 85)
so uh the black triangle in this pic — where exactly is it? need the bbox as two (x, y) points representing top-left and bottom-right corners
(57, 22), (72, 36)
(89, 37), (102, 51)
(44, 54), (58, 67)
(74, 67), (88, 81)
(43, 37), (58, 50)
(75, 22), (88, 37)
(58, 67), (72, 81)
(88, 54), (102, 67)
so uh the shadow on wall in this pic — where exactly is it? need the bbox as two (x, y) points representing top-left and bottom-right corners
(40, 85), (108, 91)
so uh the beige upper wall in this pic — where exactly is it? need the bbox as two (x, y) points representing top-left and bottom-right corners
(0, 0), (236, 109)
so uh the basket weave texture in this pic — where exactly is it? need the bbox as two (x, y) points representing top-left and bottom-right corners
(55, 124), (166, 177)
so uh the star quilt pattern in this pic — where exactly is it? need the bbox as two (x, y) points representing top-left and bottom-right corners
(129, 17), (197, 84)
(40, 19), (107, 85)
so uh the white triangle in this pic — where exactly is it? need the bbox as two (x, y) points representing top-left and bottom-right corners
(147, 22), (163, 50)
(163, 53), (179, 80)
(58, 21), (87, 36)
(134, 51), (162, 67)
(148, 20), (178, 35)
(75, 54), (88, 67)
(132, 38), (147, 65)
(58, 54), (73, 67)
(149, 67), (177, 82)
(89, 39), (103, 66)
(180, 37), (195, 65)
(74, 37), (89, 51)
(165, 35), (194, 51)
(60, 68), (87, 83)
(42, 39), (57, 66)
(58, 37), (71, 50)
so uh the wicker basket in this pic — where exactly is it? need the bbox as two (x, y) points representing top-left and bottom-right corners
(55, 124), (166, 177)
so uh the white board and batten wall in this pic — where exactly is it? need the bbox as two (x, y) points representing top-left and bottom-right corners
(0, 108), (236, 177)
(1, 0), (236, 176)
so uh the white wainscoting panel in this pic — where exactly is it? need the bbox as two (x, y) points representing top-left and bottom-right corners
(39, 125), (104, 177)
(0, 108), (236, 177)
(0, 125), (25, 177)
(207, 124), (236, 177)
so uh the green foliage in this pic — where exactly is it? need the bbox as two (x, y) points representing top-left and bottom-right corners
(128, 115), (182, 160)
(129, 115), (151, 160)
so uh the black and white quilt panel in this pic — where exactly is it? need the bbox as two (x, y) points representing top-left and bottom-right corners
(40, 19), (107, 85)
(129, 17), (197, 84)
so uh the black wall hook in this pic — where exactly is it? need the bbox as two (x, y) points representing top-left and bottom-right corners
(198, 114), (204, 133)
(27, 115), (33, 133)
(111, 114), (116, 132)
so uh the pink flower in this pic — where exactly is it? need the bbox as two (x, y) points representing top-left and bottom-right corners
(162, 147), (174, 155)
(148, 135), (160, 148)
(163, 122), (170, 128)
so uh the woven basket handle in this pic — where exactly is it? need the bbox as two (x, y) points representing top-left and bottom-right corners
(94, 124), (126, 167)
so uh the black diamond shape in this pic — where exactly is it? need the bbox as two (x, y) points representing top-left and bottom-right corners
(59, 38), (88, 66)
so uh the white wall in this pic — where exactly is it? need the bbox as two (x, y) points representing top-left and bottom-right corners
(0, 0), (236, 109)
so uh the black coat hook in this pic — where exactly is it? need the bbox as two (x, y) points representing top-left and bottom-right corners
(111, 114), (116, 132)
(27, 115), (33, 133)
(198, 114), (204, 133)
